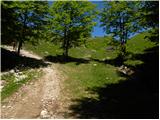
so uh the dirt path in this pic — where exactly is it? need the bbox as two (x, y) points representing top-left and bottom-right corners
(1, 47), (64, 119)
(2, 45), (41, 60)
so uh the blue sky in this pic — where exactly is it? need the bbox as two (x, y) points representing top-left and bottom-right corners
(92, 20), (105, 37)
(91, 1), (105, 37)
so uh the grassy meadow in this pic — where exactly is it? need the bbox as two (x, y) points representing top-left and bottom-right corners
(24, 32), (158, 115)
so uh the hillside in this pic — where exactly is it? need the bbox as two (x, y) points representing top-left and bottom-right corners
(1, 32), (158, 118)
(22, 32), (158, 118)
(1, 1), (158, 119)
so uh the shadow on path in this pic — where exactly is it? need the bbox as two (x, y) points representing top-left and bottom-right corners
(1, 48), (50, 72)
(44, 55), (90, 65)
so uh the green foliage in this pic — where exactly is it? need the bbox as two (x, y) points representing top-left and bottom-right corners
(49, 1), (97, 57)
(1, 1), (19, 44)
(1, 1), (49, 54)
(100, 1), (141, 42)
(137, 1), (159, 29)
(134, 1), (159, 43)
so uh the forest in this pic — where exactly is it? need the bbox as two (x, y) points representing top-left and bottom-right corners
(1, 1), (159, 119)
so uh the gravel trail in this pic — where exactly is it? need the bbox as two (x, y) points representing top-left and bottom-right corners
(1, 47), (64, 119)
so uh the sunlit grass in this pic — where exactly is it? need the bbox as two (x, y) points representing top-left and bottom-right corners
(1, 69), (43, 100)
(60, 61), (125, 99)
(126, 32), (156, 54)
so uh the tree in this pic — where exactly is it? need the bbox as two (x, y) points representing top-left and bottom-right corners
(1, 1), (19, 45)
(1, 1), (49, 54)
(137, 1), (159, 43)
(137, 1), (159, 29)
(49, 1), (97, 58)
(100, 1), (141, 60)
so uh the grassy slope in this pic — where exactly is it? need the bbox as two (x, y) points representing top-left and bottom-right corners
(26, 33), (154, 97)
(126, 32), (156, 54)
(24, 37), (124, 101)
(24, 32), (157, 102)
(124, 32), (156, 67)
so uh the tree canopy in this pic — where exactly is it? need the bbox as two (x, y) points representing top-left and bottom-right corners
(100, 1), (141, 43)
(49, 1), (97, 57)
(1, 1), (158, 55)
(1, 1), (49, 54)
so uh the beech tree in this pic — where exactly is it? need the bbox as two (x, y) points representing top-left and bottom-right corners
(1, 1), (19, 45)
(1, 1), (49, 54)
(137, 1), (159, 43)
(49, 1), (97, 58)
(100, 1), (140, 58)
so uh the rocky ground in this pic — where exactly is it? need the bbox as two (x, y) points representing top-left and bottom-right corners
(1, 47), (65, 119)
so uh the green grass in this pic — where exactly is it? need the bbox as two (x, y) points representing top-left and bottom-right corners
(24, 37), (118, 60)
(24, 31), (157, 101)
(1, 69), (43, 100)
(124, 60), (144, 67)
(24, 41), (63, 57)
(126, 32), (156, 54)
(24, 36), (124, 100)
(59, 62), (125, 99)
(125, 31), (157, 67)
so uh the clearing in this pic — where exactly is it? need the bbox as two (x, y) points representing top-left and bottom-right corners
(1, 32), (158, 118)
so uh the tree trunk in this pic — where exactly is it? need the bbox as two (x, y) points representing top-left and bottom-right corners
(64, 47), (68, 57)
(63, 37), (69, 59)
(17, 13), (27, 55)
(17, 40), (22, 55)
(63, 27), (69, 60)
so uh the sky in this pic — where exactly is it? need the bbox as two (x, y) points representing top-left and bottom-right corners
(91, 1), (105, 37)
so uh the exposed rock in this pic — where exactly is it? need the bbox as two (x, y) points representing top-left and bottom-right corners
(0, 80), (6, 86)
(32, 102), (35, 105)
(10, 69), (15, 74)
(2, 105), (6, 108)
(14, 68), (19, 73)
(18, 72), (23, 75)
(0, 86), (4, 92)
(40, 109), (50, 119)
(19, 75), (27, 80)
(118, 65), (134, 75)
(14, 74), (27, 82)
(30, 82), (34, 85)
(7, 106), (12, 109)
